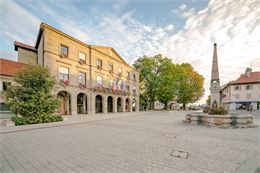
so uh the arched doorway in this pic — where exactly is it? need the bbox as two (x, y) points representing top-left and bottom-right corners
(77, 93), (87, 114)
(95, 95), (103, 113)
(132, 98), (136, 112)
(57, 91), (71, 115)
(107, 96), (113, 113)
(117, 97), (122, 112)
(125, 98), (130, 112)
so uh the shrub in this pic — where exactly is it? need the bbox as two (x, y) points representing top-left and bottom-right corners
(5, 65), (60, 118)
(11, 115), (63, 126)
(206, 107), (228, 115)
(203, 107), (209, 113)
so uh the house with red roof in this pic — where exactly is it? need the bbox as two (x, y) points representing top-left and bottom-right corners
(0, 58), (26, 111)
(220, 68), (260, 111)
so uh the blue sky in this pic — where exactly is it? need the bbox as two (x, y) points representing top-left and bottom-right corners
(0, 0), (260, 103)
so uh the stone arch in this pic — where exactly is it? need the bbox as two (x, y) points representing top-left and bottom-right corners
(117, 97), (123, 112)
(125, 98), (130, 112)
(107, 96), (113, 113)
(132, 98), (136, 112)
(95, 94), (103, 113)
(77, 93), (87, 114)
(57, 91), (71, 115)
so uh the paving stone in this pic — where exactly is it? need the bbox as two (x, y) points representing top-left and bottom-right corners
(0, 111), (259, 173)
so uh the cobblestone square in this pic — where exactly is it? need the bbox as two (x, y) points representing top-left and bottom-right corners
(1, 111), (259, 173)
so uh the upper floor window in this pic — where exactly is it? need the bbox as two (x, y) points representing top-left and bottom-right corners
(235, 94), (240, 99)
(60, 44), (68, 57)
(109, 80), (113, 89)
(118, 80), (122, 90)
(79, 52), (86, 63)
(2, 82), (11, 91)
(59, 66), (69, 81)
(246, 94), (251, 99)
(118, 68), (122, 75)
(96, 76), (103, 85)
(97, 59), (102, 69)
(127, 72), (130, 79)
(126, 84), (130, 91)
(78, 72), (86, 84)
(133, 74), (136, 81)
(245, 85), (253, 90)
(108, 64), (113, 74)
(234, 85), (240, 91)
(133, 86), (136, 95)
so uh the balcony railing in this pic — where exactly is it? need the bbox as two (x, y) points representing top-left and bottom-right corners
(93, 83), (134, 96)
(60, 79), (69, 87)
(79, 83), (87, 89)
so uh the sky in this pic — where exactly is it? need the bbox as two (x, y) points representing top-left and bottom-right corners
(0, 0), (260, 104)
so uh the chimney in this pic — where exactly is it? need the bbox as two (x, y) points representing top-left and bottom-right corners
(245, 68), (252, 77)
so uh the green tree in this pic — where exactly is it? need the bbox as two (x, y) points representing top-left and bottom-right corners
(156, 59), (177, 109)
(175, 63), (204, 109)
(5, 65), (60, 117)
(133, 54), (177, 110)
(206, 95), (211, 106)
(133, 55), (160, 109)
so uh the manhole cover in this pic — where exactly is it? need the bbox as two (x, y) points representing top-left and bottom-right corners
(171, 150), (189, 159)
(163, 133), (177, 138)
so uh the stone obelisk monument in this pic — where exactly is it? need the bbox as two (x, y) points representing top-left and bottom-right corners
(210, 43), (221, 108)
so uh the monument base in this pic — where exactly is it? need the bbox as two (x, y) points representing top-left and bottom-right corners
(184, 112), (258, 128)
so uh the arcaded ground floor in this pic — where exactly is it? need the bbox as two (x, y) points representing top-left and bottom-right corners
(56, 90), (139, 116)
(0, 111), (259, 173)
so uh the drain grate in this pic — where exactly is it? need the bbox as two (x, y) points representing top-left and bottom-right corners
(171, 150), (189, 159)
(163, 133), (177, 138)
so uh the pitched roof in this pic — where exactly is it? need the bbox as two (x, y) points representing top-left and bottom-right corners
(221, 71), (260, 91)
(0, 58), (26, 77)
(230, 72), (260, 84)
(14, 41), (37, 52)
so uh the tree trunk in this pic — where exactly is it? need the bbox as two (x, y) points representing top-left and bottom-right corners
(164, 101), (168, 110)
(183, 103), (186, 110)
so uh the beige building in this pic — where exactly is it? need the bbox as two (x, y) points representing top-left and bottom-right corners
(220, 68), (260, 111)
(4, 22), (139, 115)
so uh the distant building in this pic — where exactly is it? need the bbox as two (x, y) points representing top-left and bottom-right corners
(0, 58), (25, 112)
(220, 68), (260, 111)
(154, 101), (165, 110)
(154, 100), (179, 110)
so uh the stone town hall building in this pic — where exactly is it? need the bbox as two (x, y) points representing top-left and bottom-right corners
(0, 23), (139, 115)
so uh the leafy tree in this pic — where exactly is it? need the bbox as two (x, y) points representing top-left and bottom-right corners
(133, 54), (177, 110)
(206, 95), (211, 106)
(134, 55), (204, 110)
(174, 63), (204, 109)
(156, 59), (177, 109)
(133, 55), (160, 109)
(5, 65), (60, 117)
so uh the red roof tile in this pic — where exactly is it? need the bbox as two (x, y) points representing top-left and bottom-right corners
(230, 72), (260, 84)
(0, 58), (26, 77)
(14, 41), (37, 52)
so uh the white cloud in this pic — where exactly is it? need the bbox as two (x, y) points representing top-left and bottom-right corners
(179, 4), (187, 10)
(0, 0), (40, 45)
(159, 0), (260, 103)
(165, 24), (175, 31)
